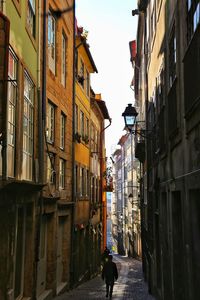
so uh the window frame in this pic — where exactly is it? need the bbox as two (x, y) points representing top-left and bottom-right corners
(75, 104), (78, 133)
(7, 49), (18, 178)
(48, 10), (56, 74)
(86, 69), (90, 96)
(60, 112), (66, 150)
(59, 158), (65, 189)
(79, 59), (84, 88)
(80, 110), (84, 137)
(169, 24), (177, 89)
(22, 71), (34, 181)
(47, 153), (55, 184)
(187, 0), (200, 42)
(26, 0), (36, 38)
(80, 167), (85, 196)
(47, 101), (55, 144)
(61, 31), (67, 86)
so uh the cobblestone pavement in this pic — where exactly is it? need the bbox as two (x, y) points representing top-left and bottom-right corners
(54, 255), (156, 300)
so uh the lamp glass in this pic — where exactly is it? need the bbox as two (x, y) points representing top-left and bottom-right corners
(125, 116), (136, 127)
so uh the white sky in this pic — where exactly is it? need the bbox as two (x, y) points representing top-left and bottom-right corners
(76, 0), (138, 156)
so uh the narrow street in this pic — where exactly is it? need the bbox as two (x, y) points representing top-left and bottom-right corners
(54, 255), (155, 300)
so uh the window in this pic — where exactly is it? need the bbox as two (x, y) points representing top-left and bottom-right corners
(48, 11), (56, 73)
(80, 110), (84, 137)
(95, 178), (98, 202)
(59, 159), (65, 189)
(91, 176), (95, 202)
(27, 0), (36, 38)
(85, 117), (89, 141)
(47, 102), (55, 143)
(7, 49), (18, 177)
(79, 59), (84, 87)
(60, 113), (65, 149)
(91, 124), (95, 152)
(157, 67), (166, 152)
(75, 104), (78, 133)
(80, 167), (85, 196)
(86, 170), (89, 196)
(187, 0), (200, 42)
(61, 32), (66, 86)
(157, 67), (164, 111)
(86, 70), (90, 96)
(193, 2), (200, 31)
(75, 165), (78, 197)
(94, 129), (98, 152)
(22, 72), (34, 181)
(168, 28), (178, 135)
(169, 25), (176, 88)
(47, 153), (55, 183)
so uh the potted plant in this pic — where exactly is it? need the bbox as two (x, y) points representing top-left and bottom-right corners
(84, 134), (89, 144)
(74, 132), (81, 143)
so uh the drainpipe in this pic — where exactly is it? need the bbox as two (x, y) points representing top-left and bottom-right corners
(1, 13), (9, 182)
(100, 118), (112, 251)
(70, 0), (76, 288)
(33, 1), (45, 299)
(39, 0), (47, 184)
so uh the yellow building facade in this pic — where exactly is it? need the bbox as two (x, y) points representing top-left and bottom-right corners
(72, 27), (111, 285)
(72, 27), (98, 283)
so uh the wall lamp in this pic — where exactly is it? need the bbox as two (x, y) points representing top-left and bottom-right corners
(122, 103), (153, 139)
(132, 9), (139, 16)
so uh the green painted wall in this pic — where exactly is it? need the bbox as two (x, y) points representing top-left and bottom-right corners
(5, 0), (38, 79)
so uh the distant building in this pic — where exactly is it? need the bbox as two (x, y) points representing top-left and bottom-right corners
(112, 133), (141, 258)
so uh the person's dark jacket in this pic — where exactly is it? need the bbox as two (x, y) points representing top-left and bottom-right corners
(102, 260), (118, 284)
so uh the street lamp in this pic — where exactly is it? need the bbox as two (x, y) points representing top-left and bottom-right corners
(122, 103), (138, 133)
(122, 103), (153, 139)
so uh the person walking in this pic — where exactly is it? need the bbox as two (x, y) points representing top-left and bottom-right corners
(102, 246), (110, 265)
(101, 255), (118, 299)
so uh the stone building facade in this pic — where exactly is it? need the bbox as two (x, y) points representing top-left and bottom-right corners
(134, 1), (200, 299)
